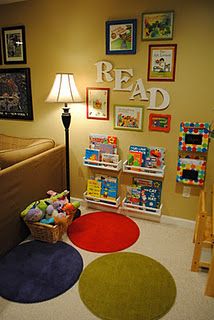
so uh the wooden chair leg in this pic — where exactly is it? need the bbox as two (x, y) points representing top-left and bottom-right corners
(191, 240), (203, 272)
(205, 250), (214, 297)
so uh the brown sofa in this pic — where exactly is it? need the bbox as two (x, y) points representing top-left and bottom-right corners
(0, 134), (66, 257)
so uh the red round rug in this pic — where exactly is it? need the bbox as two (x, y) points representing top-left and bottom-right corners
(67, 211), (140, 253)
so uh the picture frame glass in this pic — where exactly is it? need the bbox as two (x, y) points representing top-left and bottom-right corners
(148, 45), (177, 81)
(106, 19), (137, 54)
(114, 105), (143, 131)
(149, 113), (171, 132)
(86, 87), (109, 120)
(2, 26), (26, 64)
(0, 68), (33, 120)
(142, 12), (174, 40)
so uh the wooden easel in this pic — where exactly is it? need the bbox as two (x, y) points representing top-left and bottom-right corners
(191, 184), (214, 297)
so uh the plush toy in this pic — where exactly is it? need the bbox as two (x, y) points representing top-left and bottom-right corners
(40, 217), (55, 225)
(24, 206), (44, 222)
(20, 191), (81, 227)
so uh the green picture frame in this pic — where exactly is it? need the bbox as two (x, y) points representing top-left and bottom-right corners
(142, 11), (174, 41)
(114, 105), (144, 132)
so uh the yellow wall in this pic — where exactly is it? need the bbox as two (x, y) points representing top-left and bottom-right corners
(0, 0), (213, 220)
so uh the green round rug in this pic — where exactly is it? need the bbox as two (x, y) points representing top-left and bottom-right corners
(79, 252), (176, 320)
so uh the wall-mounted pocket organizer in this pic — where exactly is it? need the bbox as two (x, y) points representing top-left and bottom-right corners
(176, 121), (210, 186)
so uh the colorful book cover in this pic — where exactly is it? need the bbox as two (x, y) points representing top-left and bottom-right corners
(94, 142), (114, 154)
(126, 185), (141, 205)
(101, 153), (119, 164)
(89, 134), (117, 146)
(95, 174), (118, 200)
(132, 178), (162, 208)
(145, 146), (165, 169)
(89, 134), (117, 154)
(87, 179), (101, 198)
(127, 151), (143, 166)
(85, 148), (100, 162)
(129, 145), (148, 166)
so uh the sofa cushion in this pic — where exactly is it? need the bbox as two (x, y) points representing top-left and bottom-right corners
(0, 134), (55, 169)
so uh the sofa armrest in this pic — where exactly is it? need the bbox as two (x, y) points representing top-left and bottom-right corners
(0, 145), (66, 257)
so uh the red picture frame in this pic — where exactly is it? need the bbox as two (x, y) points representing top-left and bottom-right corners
(147, 44), (177, 81)
(86, 87), (110, 120)
(149, 113), (171, 132)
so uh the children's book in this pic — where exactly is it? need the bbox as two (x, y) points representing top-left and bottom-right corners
(89, 134), (118, 154)
(101, 153), (119, 164)
(87, 179), (101, 198)
(85, 148), (100, 162)
(132, 178), (162, 208)
(95, 174), (118, 200)
(127, 151), (143, 166)
(145, 146), (165, 169)
(126, 185), (141, 205)
(129, 145), (147, 167)
(94, 142), (115, 154)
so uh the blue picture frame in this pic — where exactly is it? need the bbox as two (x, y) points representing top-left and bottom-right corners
(105, 19), (137, 55)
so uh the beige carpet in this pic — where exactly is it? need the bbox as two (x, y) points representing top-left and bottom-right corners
(0, 205), (214, 320)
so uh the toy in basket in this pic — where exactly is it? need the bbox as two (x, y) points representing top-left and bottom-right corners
(20, 190), (80, 243)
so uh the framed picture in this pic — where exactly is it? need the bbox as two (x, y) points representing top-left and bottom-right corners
(149, 113), (171, 132)
(106, 19), (137, 54)
(86, 87), (110, 120)
(0, 37), (2, 65)
(147, 44), (177, 81)
(142, 11), (174, 40)
(0, 68), (33, 120)
(2, 25), (27, 64)
(114, 105), (144, 131)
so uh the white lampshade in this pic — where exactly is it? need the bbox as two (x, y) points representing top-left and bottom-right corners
(46, 73), (82, 103)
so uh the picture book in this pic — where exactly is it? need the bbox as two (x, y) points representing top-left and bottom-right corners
(129, 145), (148, 167)
(89, 134), (118, 154)
(126, 185), (141, 205)
(132, 178), (162, 208)
(87, 179), (101, 198)
(101, 153), (119, 164)
(145, 146), (165, 169)
(127, 151), (143, 166)
(85, 148), (100, 162)
(95, 174), (118, 200)
(94, 142), (115, 154)
(89, 134), (117, 146)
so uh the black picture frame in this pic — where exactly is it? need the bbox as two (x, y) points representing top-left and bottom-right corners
(106, 19), (137, 55)
(2, 25), (27, 64)
(0, 36), (2, 65)
(0, 68), (33, 120)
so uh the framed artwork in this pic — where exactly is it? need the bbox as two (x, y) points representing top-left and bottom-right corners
(86, 87), (110, 120)
(149, 113), (171, 132)
(2, 25), (27, 64)
(0, 37), (2, 65)
(0, 68), (33, 120)
(106, 19), (137, 54)
(147, 44), (177, 81)
(142, 11), (174, 40)
(114, 105), (144, 131)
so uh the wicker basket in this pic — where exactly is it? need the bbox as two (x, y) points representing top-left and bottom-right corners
(26, 214), (74, 243)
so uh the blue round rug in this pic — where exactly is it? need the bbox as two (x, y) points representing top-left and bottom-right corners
(0, 240), (83, 303)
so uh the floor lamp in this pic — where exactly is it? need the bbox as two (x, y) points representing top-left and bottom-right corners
(46, 73), (82, 200)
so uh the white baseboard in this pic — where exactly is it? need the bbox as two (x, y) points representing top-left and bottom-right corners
(71, 197), (195, 230)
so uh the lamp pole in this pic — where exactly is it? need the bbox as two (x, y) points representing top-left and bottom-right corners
(61, 104), (71, 201)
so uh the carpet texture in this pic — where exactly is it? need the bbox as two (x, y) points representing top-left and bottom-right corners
(67, 211), (140, 253)
(79, 252), (176, 320)
(0, 240), (83, 303)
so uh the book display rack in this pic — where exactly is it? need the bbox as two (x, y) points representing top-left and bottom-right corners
(83, 135), (166, 221)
